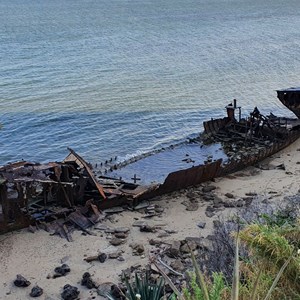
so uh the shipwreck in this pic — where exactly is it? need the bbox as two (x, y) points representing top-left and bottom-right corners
(1, 91), (300, 235)
(277, 87), (300, 119)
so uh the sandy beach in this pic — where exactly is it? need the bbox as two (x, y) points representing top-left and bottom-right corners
(1, 138), (300, 300)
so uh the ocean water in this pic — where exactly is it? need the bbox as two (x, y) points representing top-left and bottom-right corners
(1, 0), (300, 166)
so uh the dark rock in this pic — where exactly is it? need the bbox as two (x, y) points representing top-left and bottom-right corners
(170, 259), (184, 272)
(130, 243), (145, 255)
(268, 190), (277, 194)
(181, 200), (190, 207)
(222, 200), (235, 208)
(103, 207), (124, 214)
(165, 229), (178, 234)
(150, 274), (160, 281)
(224, 193), (234, 199)
(205, 206), (215, 217)
(180, 240), (197, 253)
(185, 202), (199, 211)
(205, 211), (215, 218)
(61, 284), (80, 300)
(104, 229), (116, 234)
(14, 274), (31, 287)
(98, 252), (107, 263)
(157, 232), (170, 238)
(213, 197), (223, 208)
(186, 191), (197, 199)
(140, 225), (155, 232)
(245, 192), (257, 196)
(108, 252), (120, 259)
(180, 243), (191, 253)
(81, 272), (97, 289)
(243, 197), (254, 206)
(202, 194), (215, 201)
(236, 199), (245, 207)
(276, 163), (285, 170)
(94, 224), (110, 231)
(109, 238), (124, 246)
(197, 222), (206, 229)
(29, 285), (43, 297)
(132, 220), (148, 227)
(154, 206), (164, 213)
(165, 241), (181, 258)
(196, 238), (212, 251)
(202, 186), (216, 193)
(149, 239), (162, 246)
(185, 237), (203, 246)
(114, 232), (127, 239)
(206, 234), (216, 241)
(114, 227), (130, 233)
(213, 220), (221, 227)
(134, 201), (150, 210)
(110, 284), (124, 299)
(54, 264), (70, 276)
(165, 283), (174, 293)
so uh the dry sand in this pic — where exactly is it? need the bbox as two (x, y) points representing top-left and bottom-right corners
(1, 138), (300, 299)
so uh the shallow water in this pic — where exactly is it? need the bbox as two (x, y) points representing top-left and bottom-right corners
(1, 0), (300, 167)
(100, 141), (227, 185)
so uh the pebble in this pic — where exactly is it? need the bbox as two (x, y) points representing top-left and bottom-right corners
(61, 284), (80, 300)
(170, 259), (185, 272)
(29, 286), (43, 297)
(132, 220), (148, 227)
(185, 202), (199, 211)
(140, 225), (155, 232)
(54, 264), (70, 277)
(114, 232), (127, 239)
(202, 186), (216, 193)
(114, 227), (130, 233)
(197, 222), (206, 229)
(14, 274), (31, 287)
(109, 238), (124, 246)
(81, 272), (97, 289)
(225, 193), (234, 198)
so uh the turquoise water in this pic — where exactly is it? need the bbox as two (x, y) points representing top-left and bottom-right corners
(1, 0), (300, 165)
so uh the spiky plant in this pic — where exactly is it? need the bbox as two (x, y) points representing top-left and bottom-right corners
(124, 272), (164, 300)
(104, 271), (164, 300)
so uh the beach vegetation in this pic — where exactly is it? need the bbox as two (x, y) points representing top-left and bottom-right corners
(108, 197), (300, 300)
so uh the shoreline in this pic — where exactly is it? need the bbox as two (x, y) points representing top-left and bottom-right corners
(1, 137), (300, 299)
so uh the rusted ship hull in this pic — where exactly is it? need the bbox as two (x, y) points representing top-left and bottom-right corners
(146, 114), (300, 198)
(277, 87), (300, 118)
(1, 93), (300, 234)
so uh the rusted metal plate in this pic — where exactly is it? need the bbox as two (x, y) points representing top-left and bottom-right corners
(159, 159), (222, 193)
(67, 210), (93, 230)
(67, 148), (107, 200)
(203, 118), (229, 134)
